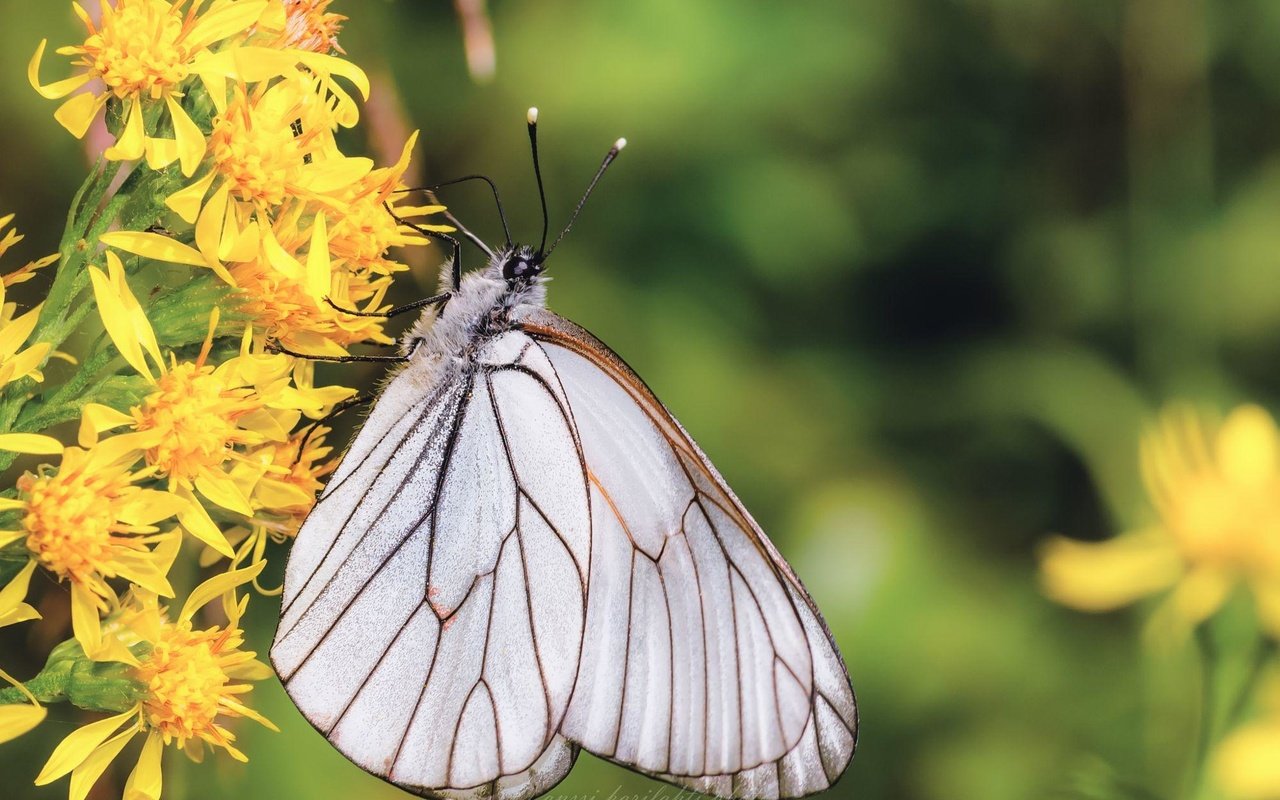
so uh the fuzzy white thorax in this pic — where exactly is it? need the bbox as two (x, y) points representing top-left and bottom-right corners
(392, 248), (548, 394)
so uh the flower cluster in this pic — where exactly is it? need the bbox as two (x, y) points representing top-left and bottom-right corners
(1039, 403), (1280, 799)
(1, 2), (446, 798)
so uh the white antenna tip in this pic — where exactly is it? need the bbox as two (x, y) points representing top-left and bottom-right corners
(614, 137), (627, 151)
(527, 107), (539, 125)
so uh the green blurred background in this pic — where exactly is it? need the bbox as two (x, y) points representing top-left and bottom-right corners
(3, 0), (1277, 798)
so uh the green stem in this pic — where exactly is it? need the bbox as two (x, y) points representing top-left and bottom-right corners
(1189, 624), (1216, 798)
(1225, 636), (1277, 727)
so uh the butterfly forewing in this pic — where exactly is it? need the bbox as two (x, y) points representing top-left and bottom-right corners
(272, 309), (856, 800)
(273, 335), (589, 799)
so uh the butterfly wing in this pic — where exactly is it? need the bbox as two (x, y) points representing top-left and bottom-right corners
(271, 334), (592, 800)
(517, 309), (858, 800)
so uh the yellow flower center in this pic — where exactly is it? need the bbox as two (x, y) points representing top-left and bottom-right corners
(19, 461), (125, 584)
(1168, 478), (1280, 572)
(134, 362), (256, 483)
(329, 195), (402, 269)
(86, 0), (192, 100)
(139, 624), (232, 746)
(210, 118), (299, 207)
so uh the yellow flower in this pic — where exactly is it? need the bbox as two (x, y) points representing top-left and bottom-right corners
(0, 443), (184, 659)
(326, 130), (451, 279)
(1215, 677), (1280, 799)
(164, 71), (373, 268)
(0, 214), (57, 390)
(1040, 404), (1280, 638)
(34, 563), (277, 800)
(28, 0), (275, 175)
(240, 208), (394, 354)
(0, 562), (48, 745)
(86, 251), (351, 555)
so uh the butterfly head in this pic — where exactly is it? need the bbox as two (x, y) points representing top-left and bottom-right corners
(500, 245), (545, 283)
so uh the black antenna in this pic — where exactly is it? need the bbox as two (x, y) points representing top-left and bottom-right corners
(545, 136), (627, 259)
(527, 107), (551, 257)
(393, 174), (510, 253)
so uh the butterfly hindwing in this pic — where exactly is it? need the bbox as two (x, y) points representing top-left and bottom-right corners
(519, 309), (857, 799)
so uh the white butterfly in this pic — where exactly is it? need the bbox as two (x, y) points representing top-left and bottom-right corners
(270, 111), (857, 800)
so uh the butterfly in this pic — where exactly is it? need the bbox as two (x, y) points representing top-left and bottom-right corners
(270, 109), (857, 800)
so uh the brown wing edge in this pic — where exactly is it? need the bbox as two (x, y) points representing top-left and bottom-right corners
(516, 308), (858, 796)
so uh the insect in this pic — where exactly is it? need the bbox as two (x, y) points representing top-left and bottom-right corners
(270, 109), (857, 800)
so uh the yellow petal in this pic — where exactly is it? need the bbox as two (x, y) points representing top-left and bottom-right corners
(104, 99), (145, 162)
(143, 137), (180, 171)
(0, 560), (38, 617)
(113, 555), (174, 599)
(54, 92), (107, 138)
(28, 40), (93, 99)
(302, 156), (373, 193)
(176, 488), (233, 557)
(1170, 564), (1235, 625)
(117, 489), (187, 526)
(0, 304), (41, 358)
(1217, 404), (1279, 490)
(1252, 580), (1280, 639)
(0, 433), (63, 454)
(194, 184), (238, 286)
(1038, 530), (1182, 611)
(185, 0), (269, 49)
(195, 472), (254, 516)
(106, 252), (164, 370)
(0, 342), (52, 386)
(35, 707), (136, 785)
(166, 96), (207, 177)
(70, 583), (103, 657)
(0, 601), (40, 628)
(152, 529), (183, 578)
(0, 703), (46, 744)
(101, 231), (206, 267)
(164, 170), (217, 225)
(69, 727), (140, 800)
(123, 730), (164, 800)
(254, 478), (312, 509)
(89, 264), (153, 381)
(78, 402), (136, 447)
(296, 51), (371, 99)
(1215, 721), (1280, 799)
(305, 213), (331, 300)
(260, 221), (303, 280)
(179, 560), (265, 623)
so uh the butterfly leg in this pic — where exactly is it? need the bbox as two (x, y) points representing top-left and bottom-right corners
(266, 337), (423, 364)
(385, 202), (464, 293)
(293, 393), (375, 464)
(323, 292), (451, 319)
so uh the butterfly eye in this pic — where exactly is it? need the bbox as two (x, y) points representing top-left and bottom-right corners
(502, 255), (540, 281)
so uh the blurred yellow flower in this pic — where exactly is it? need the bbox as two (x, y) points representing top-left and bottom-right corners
(27, 0), (275, 175)
(34, 563), (276, 800)
(0, 443), (184, 659)
(1040, 404), (1280, 638)
(1216, 677), (1280, 799)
